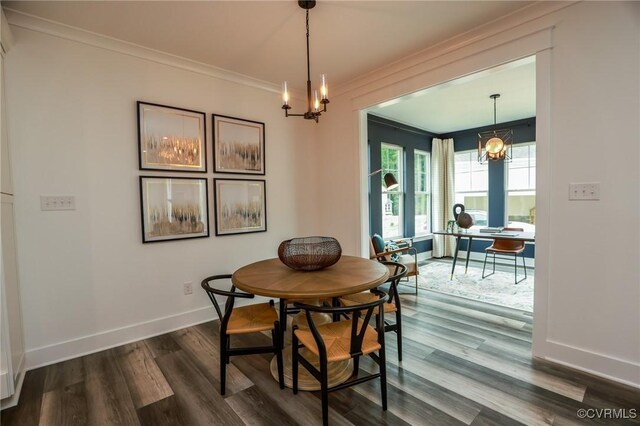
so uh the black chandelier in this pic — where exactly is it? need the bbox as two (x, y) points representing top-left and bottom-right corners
(281, 0), (329, 123)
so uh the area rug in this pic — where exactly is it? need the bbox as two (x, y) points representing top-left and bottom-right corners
(417, 261), (534, 312)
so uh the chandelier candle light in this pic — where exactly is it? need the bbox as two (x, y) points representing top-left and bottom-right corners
(281, 0), (329, 123)
(478, 94), (513, 164)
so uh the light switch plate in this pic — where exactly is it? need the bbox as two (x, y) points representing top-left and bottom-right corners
(40, 196), (76, 211)
(569, 183), (600, 201)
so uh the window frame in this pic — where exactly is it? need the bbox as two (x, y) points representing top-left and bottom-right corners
(505, 141), (536, 226)
(454, 149), (489, 226)
(414, 149), (431, 236)
(381, 143), (404, 240)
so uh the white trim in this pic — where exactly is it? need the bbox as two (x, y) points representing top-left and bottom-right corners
(25, 306), (217, 369)
(413, 234), (433, 242)
(358, 110), (369, 257)
(335, 2), (573, 98)
(352, 27), (554, 112)
(0, 370), (9, 400)
(1, 9), (14, 55)
(0, 367), (25, 410)
(3, 9), (282, 95)
(417, 250), (432, 263)
(531, 48), (552, 360)
(544, 341), (640, 389)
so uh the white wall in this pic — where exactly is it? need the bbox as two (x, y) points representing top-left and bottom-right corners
(4, 25), (319, 367)
(4, 2), (639, 387)
(315, 2), (640, 386)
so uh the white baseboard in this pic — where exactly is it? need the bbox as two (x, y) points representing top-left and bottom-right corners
(417, 250), (432, 262)
(0, 366), (25, 409)
(25, 306), (218, 370)
(0, 353), (26, 409)
(545, 340), (640, 389)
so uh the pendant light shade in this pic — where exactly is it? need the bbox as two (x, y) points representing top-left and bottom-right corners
(368, 169), (399, 191)
(478, 94), (512, 164)
(384, 173), (399, 191)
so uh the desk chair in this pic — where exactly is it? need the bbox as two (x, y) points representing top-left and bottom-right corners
(201, 275), (284, 395)
(291, 291), (389, 426)
(339, 262), (408, 361)
(482, 227), (527, 284)
(369, 236), (418, 294)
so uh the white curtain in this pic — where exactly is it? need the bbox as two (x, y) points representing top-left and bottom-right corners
(432, 138), (456, 257)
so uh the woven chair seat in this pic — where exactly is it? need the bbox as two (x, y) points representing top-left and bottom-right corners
(294, 319), (381, 362)
(339, 292), (397, 313)
(226, 303), (278, 335)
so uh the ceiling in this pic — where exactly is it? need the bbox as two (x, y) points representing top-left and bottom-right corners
(5, 1), (537, 132)
(4, 0), (536, 93)
(369, 56), (536, 133)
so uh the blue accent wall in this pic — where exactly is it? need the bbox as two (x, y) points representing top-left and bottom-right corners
(368, 115), (438, 254)
(368, 115), (536, 258)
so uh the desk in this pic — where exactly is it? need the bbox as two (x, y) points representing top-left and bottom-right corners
(232, 255), (389, 390)
(433, 230), (535, 279)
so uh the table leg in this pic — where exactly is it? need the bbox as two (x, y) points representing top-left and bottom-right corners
(465, 237), (473, 274)
(451, 236), (461, 280)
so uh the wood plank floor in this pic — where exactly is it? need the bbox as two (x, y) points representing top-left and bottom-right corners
(2, 291), (639, 425)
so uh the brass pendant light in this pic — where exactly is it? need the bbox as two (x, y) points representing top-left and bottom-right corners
(478, 94), (513, 164)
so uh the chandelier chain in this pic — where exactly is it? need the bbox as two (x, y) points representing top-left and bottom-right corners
(306, 10), (311, 84)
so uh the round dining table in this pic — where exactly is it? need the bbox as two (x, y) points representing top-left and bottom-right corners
(232, 255), (389, 390)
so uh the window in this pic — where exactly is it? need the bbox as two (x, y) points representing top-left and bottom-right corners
(381, 143), (403, 239)
(414, 150), (431, 235)
(454, 150), (488, 227)
(506, 143), (536, 231)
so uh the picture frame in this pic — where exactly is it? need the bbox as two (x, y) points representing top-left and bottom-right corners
(214, 178), (267, 236)
(139, 176), (209, 243)
(138, 101), (207, 172)
(212, 114), (265, 175)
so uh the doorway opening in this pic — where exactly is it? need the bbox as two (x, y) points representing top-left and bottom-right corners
(364, 56), (536, 313)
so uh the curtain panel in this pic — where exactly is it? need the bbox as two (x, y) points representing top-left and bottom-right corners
(432, 138), (455, 257)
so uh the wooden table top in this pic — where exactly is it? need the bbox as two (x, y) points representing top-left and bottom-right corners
(232, 255), (389, 299)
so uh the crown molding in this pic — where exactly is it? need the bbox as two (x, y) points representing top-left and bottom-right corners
(3, 8), (284, 95)
(333, 1), (576, 99)
(1, 9), (14, 55)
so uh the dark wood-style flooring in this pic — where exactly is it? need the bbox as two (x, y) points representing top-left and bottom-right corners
(2, 290), (639, 425)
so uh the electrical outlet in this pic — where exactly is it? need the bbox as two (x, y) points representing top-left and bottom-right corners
(569, 183), (600, 201)
(40, 195), (76, 211)
(183, 282), (193, 295)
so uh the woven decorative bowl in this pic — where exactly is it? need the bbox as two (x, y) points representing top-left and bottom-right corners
(278, 237), (342, 271)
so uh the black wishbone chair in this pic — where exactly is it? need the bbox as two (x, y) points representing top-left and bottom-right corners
(340, 262), (408, 361)
(201, 275), (284, 395)
(291, 290), (389, 426)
